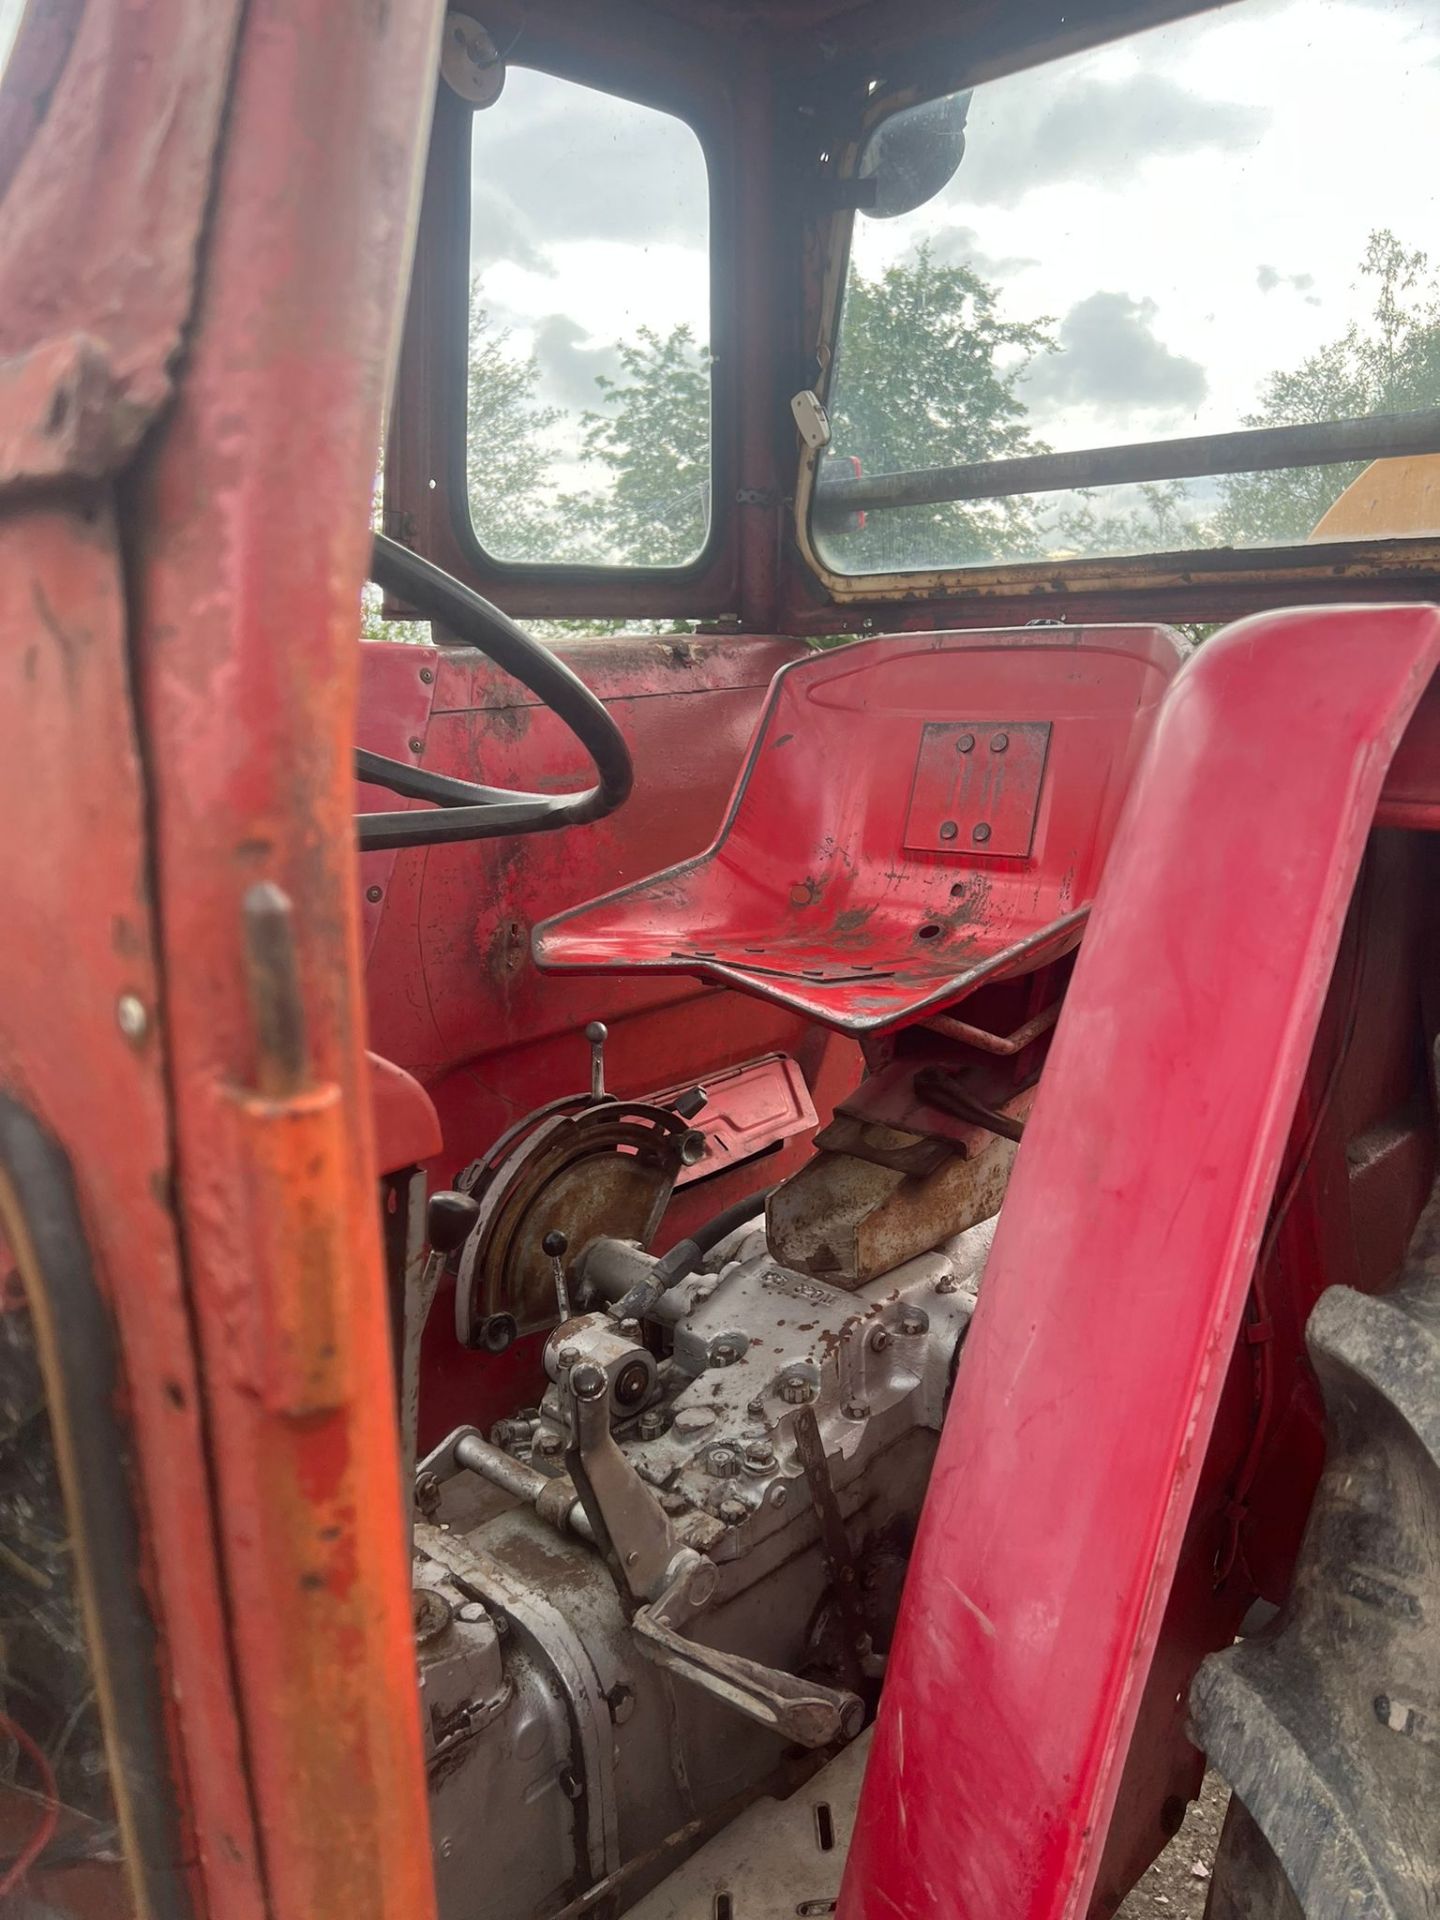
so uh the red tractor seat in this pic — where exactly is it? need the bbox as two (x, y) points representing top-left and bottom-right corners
(533, 626), (1184, 1036)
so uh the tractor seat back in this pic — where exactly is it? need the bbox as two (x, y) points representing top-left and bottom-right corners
(533, 625), (1184, 1036)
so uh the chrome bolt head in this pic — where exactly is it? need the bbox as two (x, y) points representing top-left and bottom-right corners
(570, 1363), (607, 1402)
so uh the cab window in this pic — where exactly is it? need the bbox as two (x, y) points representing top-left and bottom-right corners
(466, 65), (711, 569)
(814, 0), (1440, 578)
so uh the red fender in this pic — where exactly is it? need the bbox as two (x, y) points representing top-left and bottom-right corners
(840, 605), (1440, 1920)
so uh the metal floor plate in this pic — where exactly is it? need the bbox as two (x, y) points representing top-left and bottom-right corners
(626, 1731), (871, 1920)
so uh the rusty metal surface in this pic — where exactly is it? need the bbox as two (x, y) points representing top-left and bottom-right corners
(924, 998), (1061, 1057)
(0, 333), (132, 494)
(116, 0), (446, 1914)
(903, 718), (1051, 859)
(0, 0), (246, 480)
(454, 1102), (691, 1343)
(835, 1049), (1033, 1145)
(0, 501), (265, 1916)
(767, 1088), (1031, 1285)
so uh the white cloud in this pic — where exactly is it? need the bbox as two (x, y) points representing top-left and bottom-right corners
(846, 0), (1440, 450)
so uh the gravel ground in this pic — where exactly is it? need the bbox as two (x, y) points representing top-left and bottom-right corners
(1116, 1772), (1228, 1919)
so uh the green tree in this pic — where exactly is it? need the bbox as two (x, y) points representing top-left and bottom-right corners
(1216, 231), (1440, 546)
(466, 291), (563, 562)
(571, 324), (711, 566)
(824, 243), (1054, 571)
(1046, 479), (1212, 561)
(363, 291), (561, 640)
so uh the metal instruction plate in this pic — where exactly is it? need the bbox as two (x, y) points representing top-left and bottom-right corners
(903, 719), (1051, 859)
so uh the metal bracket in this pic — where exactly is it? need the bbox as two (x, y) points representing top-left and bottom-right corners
(416, 1424), (595, 1544)
(565, 1364), (680, 1603)
(912, 1067), (1029, 1143)
(792, 1405), (876, 1690)
(633, 1562), (864, 1751)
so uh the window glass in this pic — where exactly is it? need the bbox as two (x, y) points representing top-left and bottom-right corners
(466, 67), (710, 568)
(816, 0), (1440, 576)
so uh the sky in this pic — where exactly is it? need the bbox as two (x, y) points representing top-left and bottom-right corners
(468, 62), (710, 548)
(462, 0), (1439, 559)
(849, 0), (1440, 453)
(3, 0), (1432, 560)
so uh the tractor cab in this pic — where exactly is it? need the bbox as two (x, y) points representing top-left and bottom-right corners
(1, 3), (1439, 1919)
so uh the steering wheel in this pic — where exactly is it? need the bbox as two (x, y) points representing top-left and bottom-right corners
(356, 534), (633, 851)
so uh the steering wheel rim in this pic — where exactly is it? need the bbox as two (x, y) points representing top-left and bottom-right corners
(356, 534), (633, 851)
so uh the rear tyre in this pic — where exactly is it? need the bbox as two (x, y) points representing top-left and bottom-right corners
(1191, 1178), (1440, 1920)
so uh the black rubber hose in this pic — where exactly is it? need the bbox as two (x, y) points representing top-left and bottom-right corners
(611, 1186), (773, 1326)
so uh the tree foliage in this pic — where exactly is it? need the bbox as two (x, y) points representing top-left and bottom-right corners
(826, 245), (1054, 570)
(1215, 231), (1440, 546)
(363, 292), (561, 640)
(466, 291), (563, 562)
(571, 325), (711, 566)
(364, 227), (1440, 642)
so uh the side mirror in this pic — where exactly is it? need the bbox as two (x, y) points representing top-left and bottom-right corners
(858, 89), (972, 219)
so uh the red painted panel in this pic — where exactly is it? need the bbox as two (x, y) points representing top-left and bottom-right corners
(358, 632), (809, 1081)
(1377, 671), (1440, 829)
(840, 604), (1440, 1920)
(368, 1052), (442, 1176)
(654, 1051), (818, 1188)
(357, 633), (863, 1445)
(124, 0), (447, 1912)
